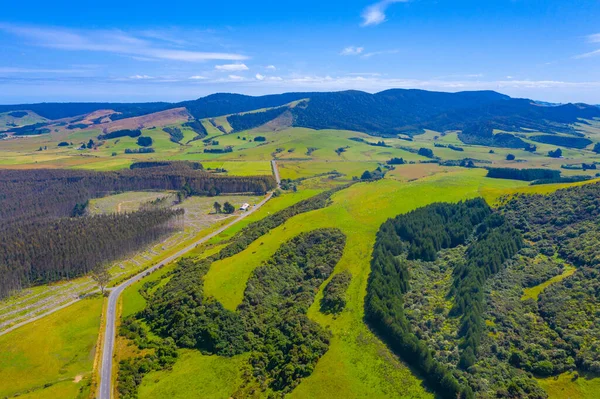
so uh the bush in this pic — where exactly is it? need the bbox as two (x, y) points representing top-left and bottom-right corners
(506, 154), (515, 161)
(223, 202), (235, 214)
(320, 270), (351, 314)
(418, 147), (434, 158)
(137, 136), (153, 147)
(548, 148), (563, 158)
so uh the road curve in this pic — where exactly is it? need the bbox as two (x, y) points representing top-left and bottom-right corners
(99, 163), (280, 399)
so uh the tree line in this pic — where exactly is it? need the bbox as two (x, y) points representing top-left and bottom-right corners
(0, 163), (276, 229)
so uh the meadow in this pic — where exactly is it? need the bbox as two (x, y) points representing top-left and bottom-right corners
(0, 296), (102, 398)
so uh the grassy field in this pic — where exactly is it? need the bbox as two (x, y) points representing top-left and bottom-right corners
(0, 111), (47, 131)
(521, 263), (576, 301)
(0, 296), (102, 398)
(138, 351), (250, 399)
(538, 372), (600, 399)
(2, 120), (600, 184)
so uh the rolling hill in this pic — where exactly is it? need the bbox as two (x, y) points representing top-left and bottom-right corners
(1, 89), (599, 150)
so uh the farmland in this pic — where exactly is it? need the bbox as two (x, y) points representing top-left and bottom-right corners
(0, 90), (600, 399)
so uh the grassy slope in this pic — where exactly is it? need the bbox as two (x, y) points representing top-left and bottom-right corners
(538, 372), (600, 399)
(163, 169), (522, 399)
(0, 297), (103, 398)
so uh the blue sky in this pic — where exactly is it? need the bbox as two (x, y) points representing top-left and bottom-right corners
(1, 0), (600, 104)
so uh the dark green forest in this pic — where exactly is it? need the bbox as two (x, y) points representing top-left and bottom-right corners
(227, 107), (287, 132)
(0, 208), (183, 298)
(366, 183), (600, 398)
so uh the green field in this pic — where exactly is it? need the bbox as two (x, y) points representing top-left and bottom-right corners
(0, 296), (102, 398)
(538, 372), (600, 399)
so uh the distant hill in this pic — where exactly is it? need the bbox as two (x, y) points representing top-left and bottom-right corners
(2, 89), (599, 149)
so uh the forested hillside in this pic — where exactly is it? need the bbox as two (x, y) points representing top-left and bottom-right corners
(2, 90), (598, 148)
(366, 183), (600, 398)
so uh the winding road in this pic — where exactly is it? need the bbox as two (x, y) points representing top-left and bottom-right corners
(98, 161), (280, 399)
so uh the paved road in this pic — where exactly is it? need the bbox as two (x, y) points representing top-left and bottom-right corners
(271, 159), (281, 185)
(98, 161), (281, 399)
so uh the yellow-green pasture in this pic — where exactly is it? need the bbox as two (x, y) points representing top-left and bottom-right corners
(0, 297), (103, 398)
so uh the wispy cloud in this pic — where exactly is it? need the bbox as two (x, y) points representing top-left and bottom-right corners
(129, 74), (153, 79)
(227, 74), (244, 80)
(574, 33), (600, 58)
(0, 23), (248, 62)
(340, 46), (364, 56)
(215, 63), (249, 71)
(0, 67), (89, 74)
(587, 33), (600, 43)
(188, 75), (207, 80)
(362, 49), (398, 58)
(576, 49), (600, 58)
(255, 73), (265, 80)
(361, 0), (409, 27)
(433, 73), (484, 79)
(266, 65), (277, 70)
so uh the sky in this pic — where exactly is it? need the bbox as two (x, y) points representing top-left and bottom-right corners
(1, 0), (600, 104)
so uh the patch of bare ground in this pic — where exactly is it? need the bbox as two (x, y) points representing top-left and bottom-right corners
(96, 107), (191, 133)
(257, 109), (293, 132)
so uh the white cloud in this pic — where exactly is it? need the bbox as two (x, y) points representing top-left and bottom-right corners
(215, 63), (249, 71)
(340, 46), (364, 56)
(587, 33), (600, 43)
(227, 74), (244, 80)
(129, 74), (153, 79)
(0, 23), (248, 62)
(361, 0), (409, 27)
(362, 49), (399, 58)
(188, 75), (207, 80)
(266, 65), (276, 70)
(255, 73), (265, 80)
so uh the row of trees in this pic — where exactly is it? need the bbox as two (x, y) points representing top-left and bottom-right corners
(227, 107), (287, 132)
(486, 167), (560, 181)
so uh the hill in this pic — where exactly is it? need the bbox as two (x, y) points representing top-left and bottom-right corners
(2, 90), (599, 148)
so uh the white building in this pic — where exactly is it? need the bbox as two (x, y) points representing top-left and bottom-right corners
(240, 203), (250, 211)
